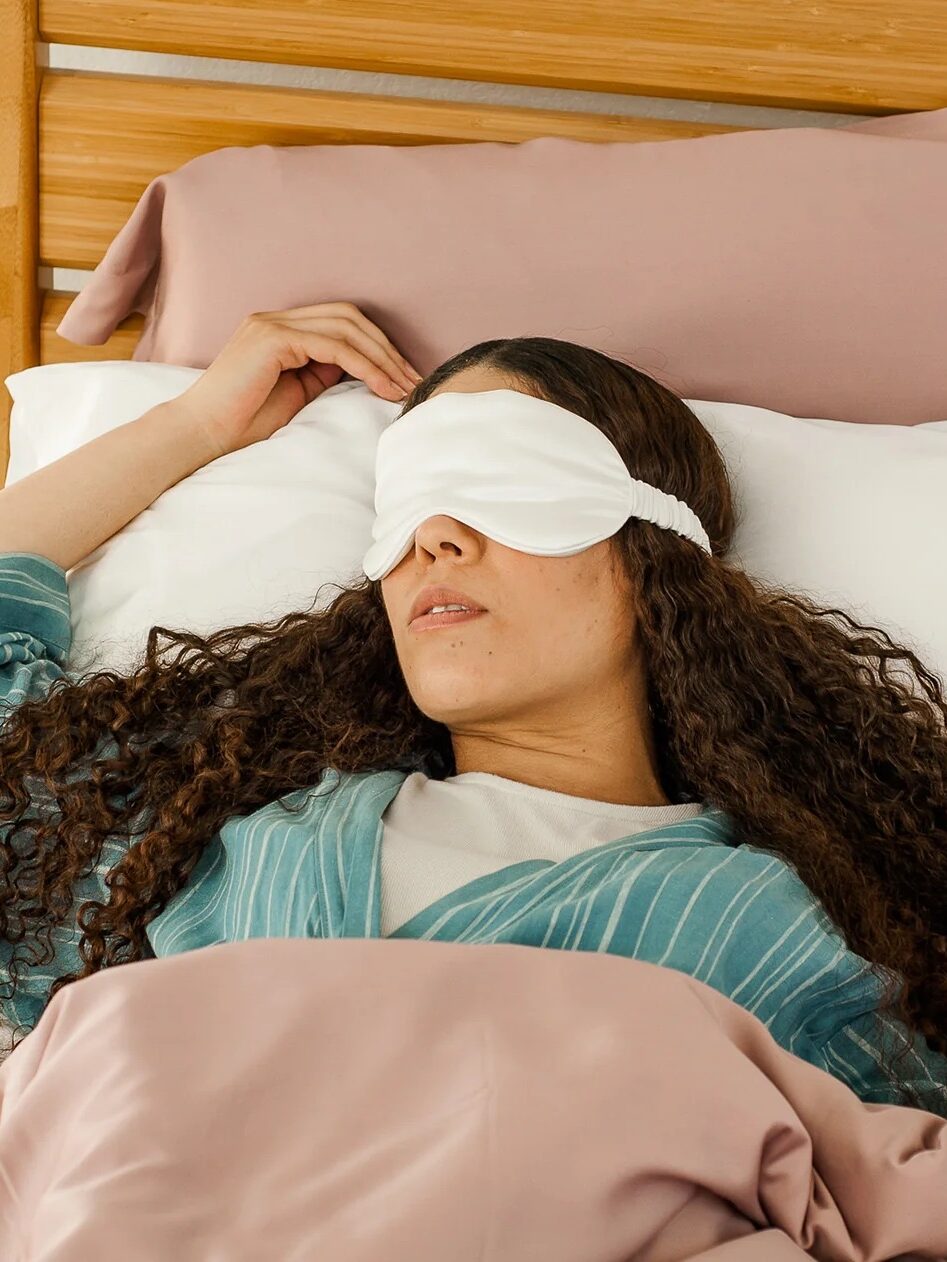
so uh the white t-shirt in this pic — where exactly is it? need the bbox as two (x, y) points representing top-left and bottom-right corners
(379, 770), (705, 936)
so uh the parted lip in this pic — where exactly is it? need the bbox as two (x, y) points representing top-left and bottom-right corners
(409, 585), (486, 625)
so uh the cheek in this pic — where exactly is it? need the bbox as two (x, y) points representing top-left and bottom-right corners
(379, 576), (402, 620)
(508, 564), (606, 644)
(543, 562), (630, 645)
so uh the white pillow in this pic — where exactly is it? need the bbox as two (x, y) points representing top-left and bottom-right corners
(689, 400), (947, 689)
(5, 361), (947, 688)
(5, 361), (399, 676)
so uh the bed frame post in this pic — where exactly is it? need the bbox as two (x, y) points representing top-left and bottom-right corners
(0, 0), (40, 489)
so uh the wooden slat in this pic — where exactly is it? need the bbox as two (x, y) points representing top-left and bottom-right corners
(39, 69), (741, 270)
(0, 0), (40, 489)
(41, 291), (143, 364)
(39, 0), (947, 114)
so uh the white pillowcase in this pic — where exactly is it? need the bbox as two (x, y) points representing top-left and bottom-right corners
(5, 362), (398, 676)
(5, 361), (947, 688)
(690, 401), (947, 688)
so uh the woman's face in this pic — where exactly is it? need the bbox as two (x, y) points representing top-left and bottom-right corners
(380, 365), (641, 738)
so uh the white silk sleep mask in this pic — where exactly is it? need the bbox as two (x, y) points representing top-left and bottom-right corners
(362, 388), (712, 581)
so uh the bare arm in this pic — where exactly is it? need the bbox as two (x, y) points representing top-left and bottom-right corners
(0, 401), (218, 573)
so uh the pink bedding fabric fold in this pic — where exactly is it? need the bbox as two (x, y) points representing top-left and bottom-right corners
(55, 107), (947, 425)
(0, 939), (944, 1261)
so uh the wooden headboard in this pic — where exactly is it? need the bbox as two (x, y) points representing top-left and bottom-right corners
(3, 0), (946, 485)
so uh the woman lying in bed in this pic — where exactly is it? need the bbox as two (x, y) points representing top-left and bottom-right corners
(0, 302), (945, 1114)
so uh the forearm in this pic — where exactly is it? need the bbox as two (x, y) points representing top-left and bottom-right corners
(0, 401), (219, 573)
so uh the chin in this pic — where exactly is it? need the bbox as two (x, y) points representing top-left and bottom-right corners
(421, 701), (488, 727)
(417, 687), (500, 726)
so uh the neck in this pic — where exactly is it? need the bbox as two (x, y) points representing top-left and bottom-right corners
(449, 673), (671, 809)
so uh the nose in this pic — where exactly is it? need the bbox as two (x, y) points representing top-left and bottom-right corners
(411, 514), (483, 565)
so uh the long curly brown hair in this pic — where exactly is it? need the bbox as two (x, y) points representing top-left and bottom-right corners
(2, 336), (946, 1098)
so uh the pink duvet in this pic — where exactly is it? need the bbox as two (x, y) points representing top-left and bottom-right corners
(0, 938), (944, 1261)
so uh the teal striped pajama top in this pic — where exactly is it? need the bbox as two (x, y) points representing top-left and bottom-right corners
(1, 550), (946, 1114)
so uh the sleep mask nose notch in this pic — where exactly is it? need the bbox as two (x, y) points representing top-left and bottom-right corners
(363, 388), (711, 581)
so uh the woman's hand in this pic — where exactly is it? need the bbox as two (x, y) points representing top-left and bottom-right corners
(172, 302), (423, 458)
